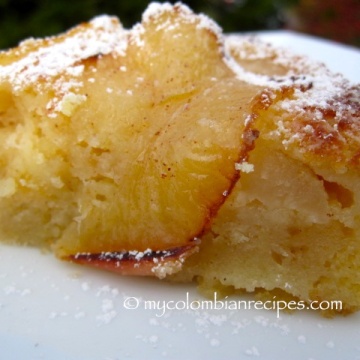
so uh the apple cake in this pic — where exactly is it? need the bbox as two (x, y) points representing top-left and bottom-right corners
(0, 3), (359, 314)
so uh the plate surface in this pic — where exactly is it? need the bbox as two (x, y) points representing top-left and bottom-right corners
(1, 31), (360, 360)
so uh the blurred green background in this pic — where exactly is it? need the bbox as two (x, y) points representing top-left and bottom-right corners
(0, 0), (359, 50)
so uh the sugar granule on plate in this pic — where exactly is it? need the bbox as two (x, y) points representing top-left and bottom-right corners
(244, 346), (260, 357)
(96, 298), (117, 325)
(81, 281), (90, 291)
(297, 334), (307, 344)
(210, 338), (220, 347)
(74, 311), (86, 320)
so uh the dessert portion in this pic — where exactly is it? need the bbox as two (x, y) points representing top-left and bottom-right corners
(0, 2), (359, 314)
(0, 3), (266, 276)
(171, 35), (360, 313)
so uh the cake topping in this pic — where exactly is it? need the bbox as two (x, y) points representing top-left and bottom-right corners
(141, 2), (223, 39)
(0, 15), (127, 93)
(224, 34), (360, 167)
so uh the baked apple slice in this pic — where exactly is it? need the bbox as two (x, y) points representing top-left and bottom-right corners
(56, 4), (264, 276)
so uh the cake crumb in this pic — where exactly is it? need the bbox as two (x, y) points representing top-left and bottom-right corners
(235, 162), (254, 173)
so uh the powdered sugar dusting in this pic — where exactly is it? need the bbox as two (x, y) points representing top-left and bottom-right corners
(225, 34), (332, 77)
(0, 15), (127, 95)
(270, 71), (360, 163)
(131, 2), (222, 48)
(225, 32), (356, 102)
(223, 47), (313, 90)
(143, 1), (222, 36)
(142, 1), (177, 22)
(224, 33), (360, 165)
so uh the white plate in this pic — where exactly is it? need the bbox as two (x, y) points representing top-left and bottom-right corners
(1, 31), (360, 360)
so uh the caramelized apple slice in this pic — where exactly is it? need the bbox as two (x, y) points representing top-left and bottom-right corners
(70, 244), (199, 278)
(52, 3), (262, 270)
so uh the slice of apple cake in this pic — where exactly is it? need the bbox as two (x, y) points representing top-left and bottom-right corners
(0, 2), (359, 314)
